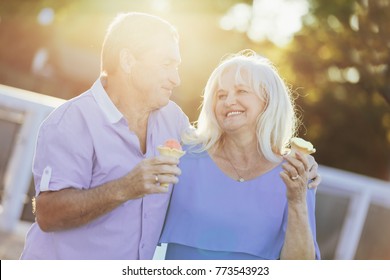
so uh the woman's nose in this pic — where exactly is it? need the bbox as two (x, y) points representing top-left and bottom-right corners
(225, 92), (237, 105)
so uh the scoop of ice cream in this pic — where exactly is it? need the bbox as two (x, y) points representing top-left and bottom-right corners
(163, 139), (182, 150)
(157, 139), (185, 187)
(290, 137), (316, 156)
(158, 139), (185, 158)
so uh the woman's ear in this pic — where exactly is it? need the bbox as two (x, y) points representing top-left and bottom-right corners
(119, 48), (135, 74)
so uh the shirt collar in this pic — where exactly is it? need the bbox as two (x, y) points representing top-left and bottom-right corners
(91, 78), (123, 123)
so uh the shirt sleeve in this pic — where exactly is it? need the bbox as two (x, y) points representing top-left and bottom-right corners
(32, 105), (93, 196)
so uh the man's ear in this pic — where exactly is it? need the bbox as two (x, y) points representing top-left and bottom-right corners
(119, 48), (135, 74)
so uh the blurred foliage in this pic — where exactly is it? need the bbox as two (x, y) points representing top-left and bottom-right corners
(0, 0), (389, 180)
(279, 0), (390, 179)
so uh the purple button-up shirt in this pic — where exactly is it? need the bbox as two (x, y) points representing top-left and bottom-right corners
(20, 79), (189, 259)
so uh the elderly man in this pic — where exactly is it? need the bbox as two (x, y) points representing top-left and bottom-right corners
(21, 12), (188, 260)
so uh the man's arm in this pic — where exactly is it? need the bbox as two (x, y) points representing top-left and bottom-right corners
(35, 155), (181, 232)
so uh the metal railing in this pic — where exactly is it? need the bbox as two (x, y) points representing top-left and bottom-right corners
(0, 84), (64, 232)
(317, 166), (390, 259)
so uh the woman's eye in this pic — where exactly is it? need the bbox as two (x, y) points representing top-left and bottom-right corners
(238, 89), (248, 94)
(217, 93), (227, 100)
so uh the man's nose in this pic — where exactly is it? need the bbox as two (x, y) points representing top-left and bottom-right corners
(170, 69), (181, 87)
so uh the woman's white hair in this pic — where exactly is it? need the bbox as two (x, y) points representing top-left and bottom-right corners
(183, 49), (298, 162)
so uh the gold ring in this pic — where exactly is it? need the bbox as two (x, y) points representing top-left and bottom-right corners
(291, 175), (299, 180)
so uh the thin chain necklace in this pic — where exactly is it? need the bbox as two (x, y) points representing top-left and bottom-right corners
(222, 145), (245, 182)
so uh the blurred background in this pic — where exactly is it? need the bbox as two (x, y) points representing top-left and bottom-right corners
(0, 0), (389, 260)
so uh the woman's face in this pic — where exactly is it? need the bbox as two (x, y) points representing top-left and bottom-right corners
(214, 67), (266, 135)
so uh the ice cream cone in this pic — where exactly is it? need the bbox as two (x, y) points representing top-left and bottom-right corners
(290, 137), (316, 158)
(157, 139), (185, 187)
(157, 146), (186, 159)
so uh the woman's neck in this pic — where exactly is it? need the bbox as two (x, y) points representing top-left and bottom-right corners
(220, 134), (259, 162)
(209, 134), (280, 182)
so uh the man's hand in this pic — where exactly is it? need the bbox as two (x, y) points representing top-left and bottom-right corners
(121, 155), (182, 199)
(306, 154), (321, 189)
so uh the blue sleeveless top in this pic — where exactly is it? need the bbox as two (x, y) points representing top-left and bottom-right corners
(159, 148), (320, 260)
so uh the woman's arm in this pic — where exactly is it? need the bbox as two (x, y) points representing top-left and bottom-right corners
(279, 152), (316, 259)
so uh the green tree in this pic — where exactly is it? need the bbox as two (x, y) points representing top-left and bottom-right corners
(283, 0), (390, 179)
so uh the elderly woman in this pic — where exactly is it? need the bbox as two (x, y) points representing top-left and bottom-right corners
(159, 50), (321, 259)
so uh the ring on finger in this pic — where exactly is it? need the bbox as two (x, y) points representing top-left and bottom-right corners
(291, 175), (299, 180)
(308, 176), (316, 183)
(155, 175), (159, 184)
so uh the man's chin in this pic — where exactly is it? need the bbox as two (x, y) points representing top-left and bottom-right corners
(157, 98), (170, 109)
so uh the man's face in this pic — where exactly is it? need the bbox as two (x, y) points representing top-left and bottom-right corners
(130, 38), (181, 108)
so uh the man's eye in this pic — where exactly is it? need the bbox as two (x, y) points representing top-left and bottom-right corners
(163, 62), (179, 70)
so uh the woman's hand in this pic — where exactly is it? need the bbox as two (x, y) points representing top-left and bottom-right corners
(280, 151), (310, 204)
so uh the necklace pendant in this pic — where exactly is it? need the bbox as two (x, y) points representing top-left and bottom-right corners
(238, 177), (245, 182)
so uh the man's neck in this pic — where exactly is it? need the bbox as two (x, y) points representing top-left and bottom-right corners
(103, 75), (152, 153)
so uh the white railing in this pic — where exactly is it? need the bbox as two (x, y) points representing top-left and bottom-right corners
(317, 166), (390, 259)
(0, 84), (65, 232)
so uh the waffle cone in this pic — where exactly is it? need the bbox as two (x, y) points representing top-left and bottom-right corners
(157, 146), (186, 158)
(157, 146), (186, 187)
(290, 138), (316, 157)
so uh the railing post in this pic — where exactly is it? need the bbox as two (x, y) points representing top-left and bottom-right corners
(335, 189), (371, 259)
(0, 109), (46, 232)
(0, 85), (64, 232)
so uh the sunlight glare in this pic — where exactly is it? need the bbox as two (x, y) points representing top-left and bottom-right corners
(37, 7), (54, 26)
(250, 0), (308, 46)
(151, 0), (171, 13)
(219, 3), (252, 32)
(220, 0), (309, 46)
(328, 66), (344, 82)
(344, 67), (360, 84)
(349, 14), (359, 31)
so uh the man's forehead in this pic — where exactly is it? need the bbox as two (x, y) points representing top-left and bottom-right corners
(144, 38), (181, 62)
